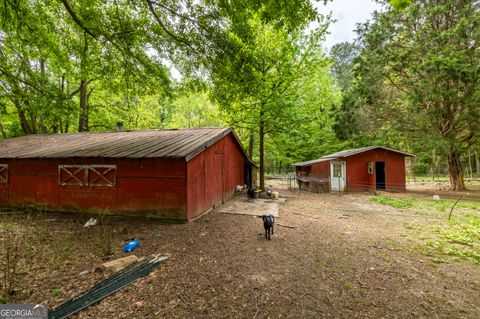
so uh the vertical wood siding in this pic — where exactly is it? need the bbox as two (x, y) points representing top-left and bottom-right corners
(186, 134), (246, 220)
(345, 149), (406, 192)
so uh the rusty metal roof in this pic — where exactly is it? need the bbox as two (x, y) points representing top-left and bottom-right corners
(293, 146), (414, 167)
(0, 127), (254, 163)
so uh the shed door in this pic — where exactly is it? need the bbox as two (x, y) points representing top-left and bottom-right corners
(375, 161), (386, 190)
(330, 161), (346, 191)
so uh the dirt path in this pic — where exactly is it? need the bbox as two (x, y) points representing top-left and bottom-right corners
(78, 191), (479, 318)
(2, 189), (479, 318)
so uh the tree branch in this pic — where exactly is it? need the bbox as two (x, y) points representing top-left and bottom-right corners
(59, 0), (98, 39)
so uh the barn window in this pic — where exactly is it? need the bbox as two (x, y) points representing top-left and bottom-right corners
(59, 165), (116, 187)
(88, 165), (116, 187)
(0, 164), (8, 184)
(59, 165), (87, 186)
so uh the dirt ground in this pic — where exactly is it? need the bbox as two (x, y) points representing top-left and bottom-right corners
(1, 181), (480, 318)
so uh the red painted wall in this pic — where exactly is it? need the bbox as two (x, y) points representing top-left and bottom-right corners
(0, 159), (10, 205)
(311, 161), (330, 179)
(295, 161), (330, 192)
(1, 157), (187, 220)
(186, 133), (245, 220)
(1, 133), (248, 221)
(296, 149), (407, 192)
(345, 149), (406, 192)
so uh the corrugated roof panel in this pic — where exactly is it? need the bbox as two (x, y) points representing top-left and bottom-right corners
(293, 146), (414, 167)
(292, 157), (331, 167)
(0, 128), (240, 160)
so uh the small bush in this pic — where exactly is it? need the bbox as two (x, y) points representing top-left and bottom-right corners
(95, 215), (114, 257)
(0, 223), (33, 303)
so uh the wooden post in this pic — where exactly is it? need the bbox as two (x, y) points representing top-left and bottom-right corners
(338, 175), (341, 197)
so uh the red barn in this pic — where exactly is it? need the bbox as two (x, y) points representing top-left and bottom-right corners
(293, 146), (414, 192)
(0, 127), (255, 222)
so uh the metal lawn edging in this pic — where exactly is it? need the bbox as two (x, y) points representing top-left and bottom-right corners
(48, 255), (168, 319)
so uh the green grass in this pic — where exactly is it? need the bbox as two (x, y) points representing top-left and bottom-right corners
(52, 289), (62, 297)
(369, 196), (413, 209)
(370, 195), (480, 218)
(410, 214), (480, 264)
(420, 198), (480, 213)
(370, 195), (480, 264)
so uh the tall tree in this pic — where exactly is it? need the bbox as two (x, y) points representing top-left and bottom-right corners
(1, 0), (317, 137)
(0, 0), (171, 135)
(329, 41), (359, 92)
(354, 0), (480, 190)
(211, 14), (331, 189)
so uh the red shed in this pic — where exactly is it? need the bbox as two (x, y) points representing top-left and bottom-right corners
(293, 146), (414, 192)
(0, 127), (255, 222)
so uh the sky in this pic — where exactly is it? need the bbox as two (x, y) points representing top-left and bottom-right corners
(314, 0), (383, 49)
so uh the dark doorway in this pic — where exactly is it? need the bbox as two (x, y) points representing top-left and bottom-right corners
(244, 162), (253, 189)
(375, 162), (386, 190)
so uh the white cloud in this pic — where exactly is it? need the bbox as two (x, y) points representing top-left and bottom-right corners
(314, 0), (384, 48)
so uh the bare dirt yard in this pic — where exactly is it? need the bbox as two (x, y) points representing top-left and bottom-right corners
(1, 180), (480, 318)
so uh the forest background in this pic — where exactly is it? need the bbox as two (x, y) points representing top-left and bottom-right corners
(0, 0), (478, 190)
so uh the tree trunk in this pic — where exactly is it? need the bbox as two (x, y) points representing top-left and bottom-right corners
(56, 73), (65, 133)
(78, 79), (88, 132)
(431, 149), (435, 181)
(39, 115), (48, 134)
(476, 149), (480, 175)
(468, 148), (473, 179)
(248, 130), (254, 159)
(38, 58), (48, 133)
(78, 32), (89, 132)
(0, 123), (7, 139)
(14, 100), (32, 134)
(259, 111), (265, 191)
(447, 148), (466, 191)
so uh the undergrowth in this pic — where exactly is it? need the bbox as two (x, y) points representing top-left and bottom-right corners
(372, 195), (480, 264)
(369, 196), (413, 209)
(406, 214), (480, 264)
(0, 212), (118, 303)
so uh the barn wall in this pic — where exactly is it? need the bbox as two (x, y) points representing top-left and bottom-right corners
(0, 159), (10, 205)
(384, 152), (407, 191)
(309, 161), (330, 192)
(311, 161), (330, 178)
(8, 159), (58, 206)
(295, 161), (330, 193)
(1, 157), (188, 221)
(345, 149), (406, 192)
(186, 133), (245, 220)
(115, 158), (187, 219)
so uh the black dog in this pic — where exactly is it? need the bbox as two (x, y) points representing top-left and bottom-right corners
(262, 213), (274, 240)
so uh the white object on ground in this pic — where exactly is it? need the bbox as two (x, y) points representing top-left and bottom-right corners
(83, 218), (97, 227)
(433, 195), (440, 201)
